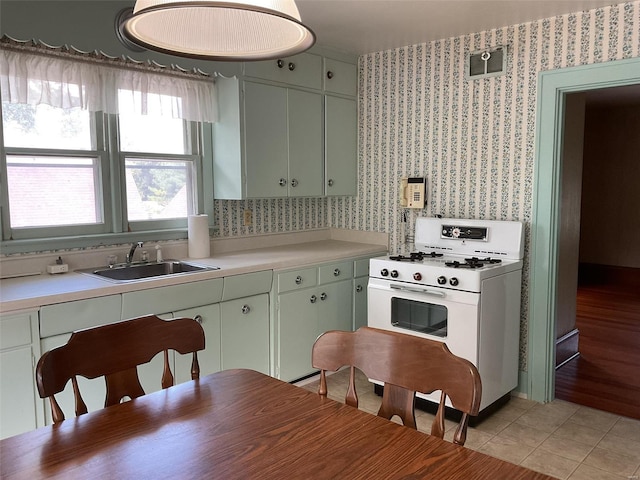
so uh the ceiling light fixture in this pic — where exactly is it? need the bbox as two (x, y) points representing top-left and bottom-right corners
(122, 0), (316, 61)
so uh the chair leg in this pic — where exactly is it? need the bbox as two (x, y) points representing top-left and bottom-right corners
(377, 384), (417, 429)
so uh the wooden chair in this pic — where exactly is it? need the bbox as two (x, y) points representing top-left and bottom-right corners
(311, 326), (482, 446)
(36, 314), (205, 424)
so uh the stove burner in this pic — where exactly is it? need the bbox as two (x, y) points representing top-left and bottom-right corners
(389, 251), (444, 262)
(389, 255), (418, 262)
(412, 251), (444, 259)
(445, 257), (502, 269)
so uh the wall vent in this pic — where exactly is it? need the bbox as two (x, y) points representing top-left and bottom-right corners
(466, 46), (507, 80)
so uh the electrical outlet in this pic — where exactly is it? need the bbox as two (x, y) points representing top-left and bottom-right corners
(243, 209), (252, 226)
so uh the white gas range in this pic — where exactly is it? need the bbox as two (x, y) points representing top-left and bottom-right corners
(368, 217), (524, 413)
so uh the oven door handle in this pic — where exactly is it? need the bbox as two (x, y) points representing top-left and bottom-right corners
(390, 284), (446, 297)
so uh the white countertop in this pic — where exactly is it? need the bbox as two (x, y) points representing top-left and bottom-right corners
(0, 239), (387, 313)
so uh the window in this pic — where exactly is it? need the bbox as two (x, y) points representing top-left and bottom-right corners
(0, 45), (216, 251)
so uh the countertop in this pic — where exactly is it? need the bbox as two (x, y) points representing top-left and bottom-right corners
(0, 239), (387, 313)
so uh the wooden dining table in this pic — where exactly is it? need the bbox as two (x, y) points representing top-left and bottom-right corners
(1, 369), (554, 479)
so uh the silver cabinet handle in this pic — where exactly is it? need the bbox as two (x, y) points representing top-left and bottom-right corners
(327, 179), (334, 187)
(288, 62), (295, 71)
(320, 292), (327, 301)
(295, 275), (302, 285)
(276, 59), (284, 68)
(194, 315), (203, 324)
(356, 285), (363, 293)
(291, 178), (298, 187)
(279, 178), (287, 186)
(241, 305), (250, 314)
(310, 295), (317, 303)
(333, 268), (340, 276)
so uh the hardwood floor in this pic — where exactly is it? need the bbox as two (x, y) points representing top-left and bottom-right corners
(555, 268), (640, 420)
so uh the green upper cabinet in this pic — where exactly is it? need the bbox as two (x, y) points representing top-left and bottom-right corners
(243, 53), (323, 90)
(325, 96), (357, 196)
(212, 51), (358, 200)
(323, 58), (357, 96)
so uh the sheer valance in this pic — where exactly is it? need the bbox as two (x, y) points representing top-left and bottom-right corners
(0, 47), (217, 123)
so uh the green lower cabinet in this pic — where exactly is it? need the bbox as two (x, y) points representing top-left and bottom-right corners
(173, 304), (222, 384)
(353, 276), (369, 330)
(0, 310), (41, 439)
(277, 287), (320, 382)
(317, 279), (353, 334)
(220, 294), (270, 374)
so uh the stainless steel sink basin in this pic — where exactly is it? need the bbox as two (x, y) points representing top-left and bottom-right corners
(78, 260), (219, 282)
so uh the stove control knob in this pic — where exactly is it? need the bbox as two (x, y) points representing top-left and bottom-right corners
(449, 277), (459, 286)
(390, 270), (399, 278)
(413, 272), (422, 281)
(437, 276), (447, 285)
(381, 269), (389, 277)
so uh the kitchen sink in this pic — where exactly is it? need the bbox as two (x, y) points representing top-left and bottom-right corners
(77, 260), (219, 282)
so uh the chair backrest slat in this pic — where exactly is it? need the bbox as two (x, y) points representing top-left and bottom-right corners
(312, 327), (482, 446)
(36, 315), (205, 423)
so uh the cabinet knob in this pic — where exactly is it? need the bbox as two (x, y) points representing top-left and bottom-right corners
(288, 62), (295, 71)
(327, 70), (334, 79)
(276, 59), (284, 68)
(320, 292), (327, 301)
(279, 178), (287, 186)
(327, 179), (334, 187)
(356, 285), (363, 293)
(295, 275), (302, 285)
(194, 315), (203, 324)
(290, 178), (298, 187)
(310, 294), (317, 304)
(241, 305), (250, 314)
(333, 268), (340, 276)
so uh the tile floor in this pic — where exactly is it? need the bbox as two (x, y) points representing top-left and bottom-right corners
(296, 369), (640, 480)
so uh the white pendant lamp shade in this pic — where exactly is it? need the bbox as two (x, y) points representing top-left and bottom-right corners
(122, 0), (316, 61)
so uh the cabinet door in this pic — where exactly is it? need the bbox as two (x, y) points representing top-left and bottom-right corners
(243, 53), (322, 89)
(173, 304), (221, 384)
(277, 288), (318, 382)
(244, 82), (289, 198)
(318, 279), (353, 335)
(323, 58), (357, 96)
(0, 346), (38, 438)
(288, 89), (323, 197)
(325, 96), (357, 196)
(353, 276), (368, 330)
(221, 294), (269, 374)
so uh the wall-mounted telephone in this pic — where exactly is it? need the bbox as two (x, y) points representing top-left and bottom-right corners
(400, 177), (426, 208)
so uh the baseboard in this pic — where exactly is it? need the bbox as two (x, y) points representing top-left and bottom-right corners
(578, 263), (640, 289)
(556, 328), (580, 369)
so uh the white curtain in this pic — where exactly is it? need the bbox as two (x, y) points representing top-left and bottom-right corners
(0, 48), (217, 123)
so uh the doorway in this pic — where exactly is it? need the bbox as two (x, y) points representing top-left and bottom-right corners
(554, 86), (640, 419)
(527, 56), (640, 406)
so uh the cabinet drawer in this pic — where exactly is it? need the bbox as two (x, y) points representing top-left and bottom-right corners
(40, 295), (122, 338)
(121, 278), (223, 318)
(354, 258), (371, 277)
(0, 312), (34, 349)
(244, 53), (322, 90)
(277, 268), (317, 293)
(222, 270), (273, 301)
(318, 261), (353, 284)
(323, 58), (357, 96)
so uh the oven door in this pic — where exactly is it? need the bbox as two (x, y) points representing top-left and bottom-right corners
(367, 277), (479, 365)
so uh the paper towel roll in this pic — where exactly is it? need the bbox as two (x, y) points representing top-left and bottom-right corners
(188, 214), (210, 259)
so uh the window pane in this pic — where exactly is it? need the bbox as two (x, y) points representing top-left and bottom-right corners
(6, 155), (103, 228)
(125, 158), (193, 221)
(117, 90), (188, 154)
(1, 103), (93, 150)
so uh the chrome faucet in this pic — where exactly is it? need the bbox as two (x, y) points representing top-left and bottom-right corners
(126, 241), (143, 263)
